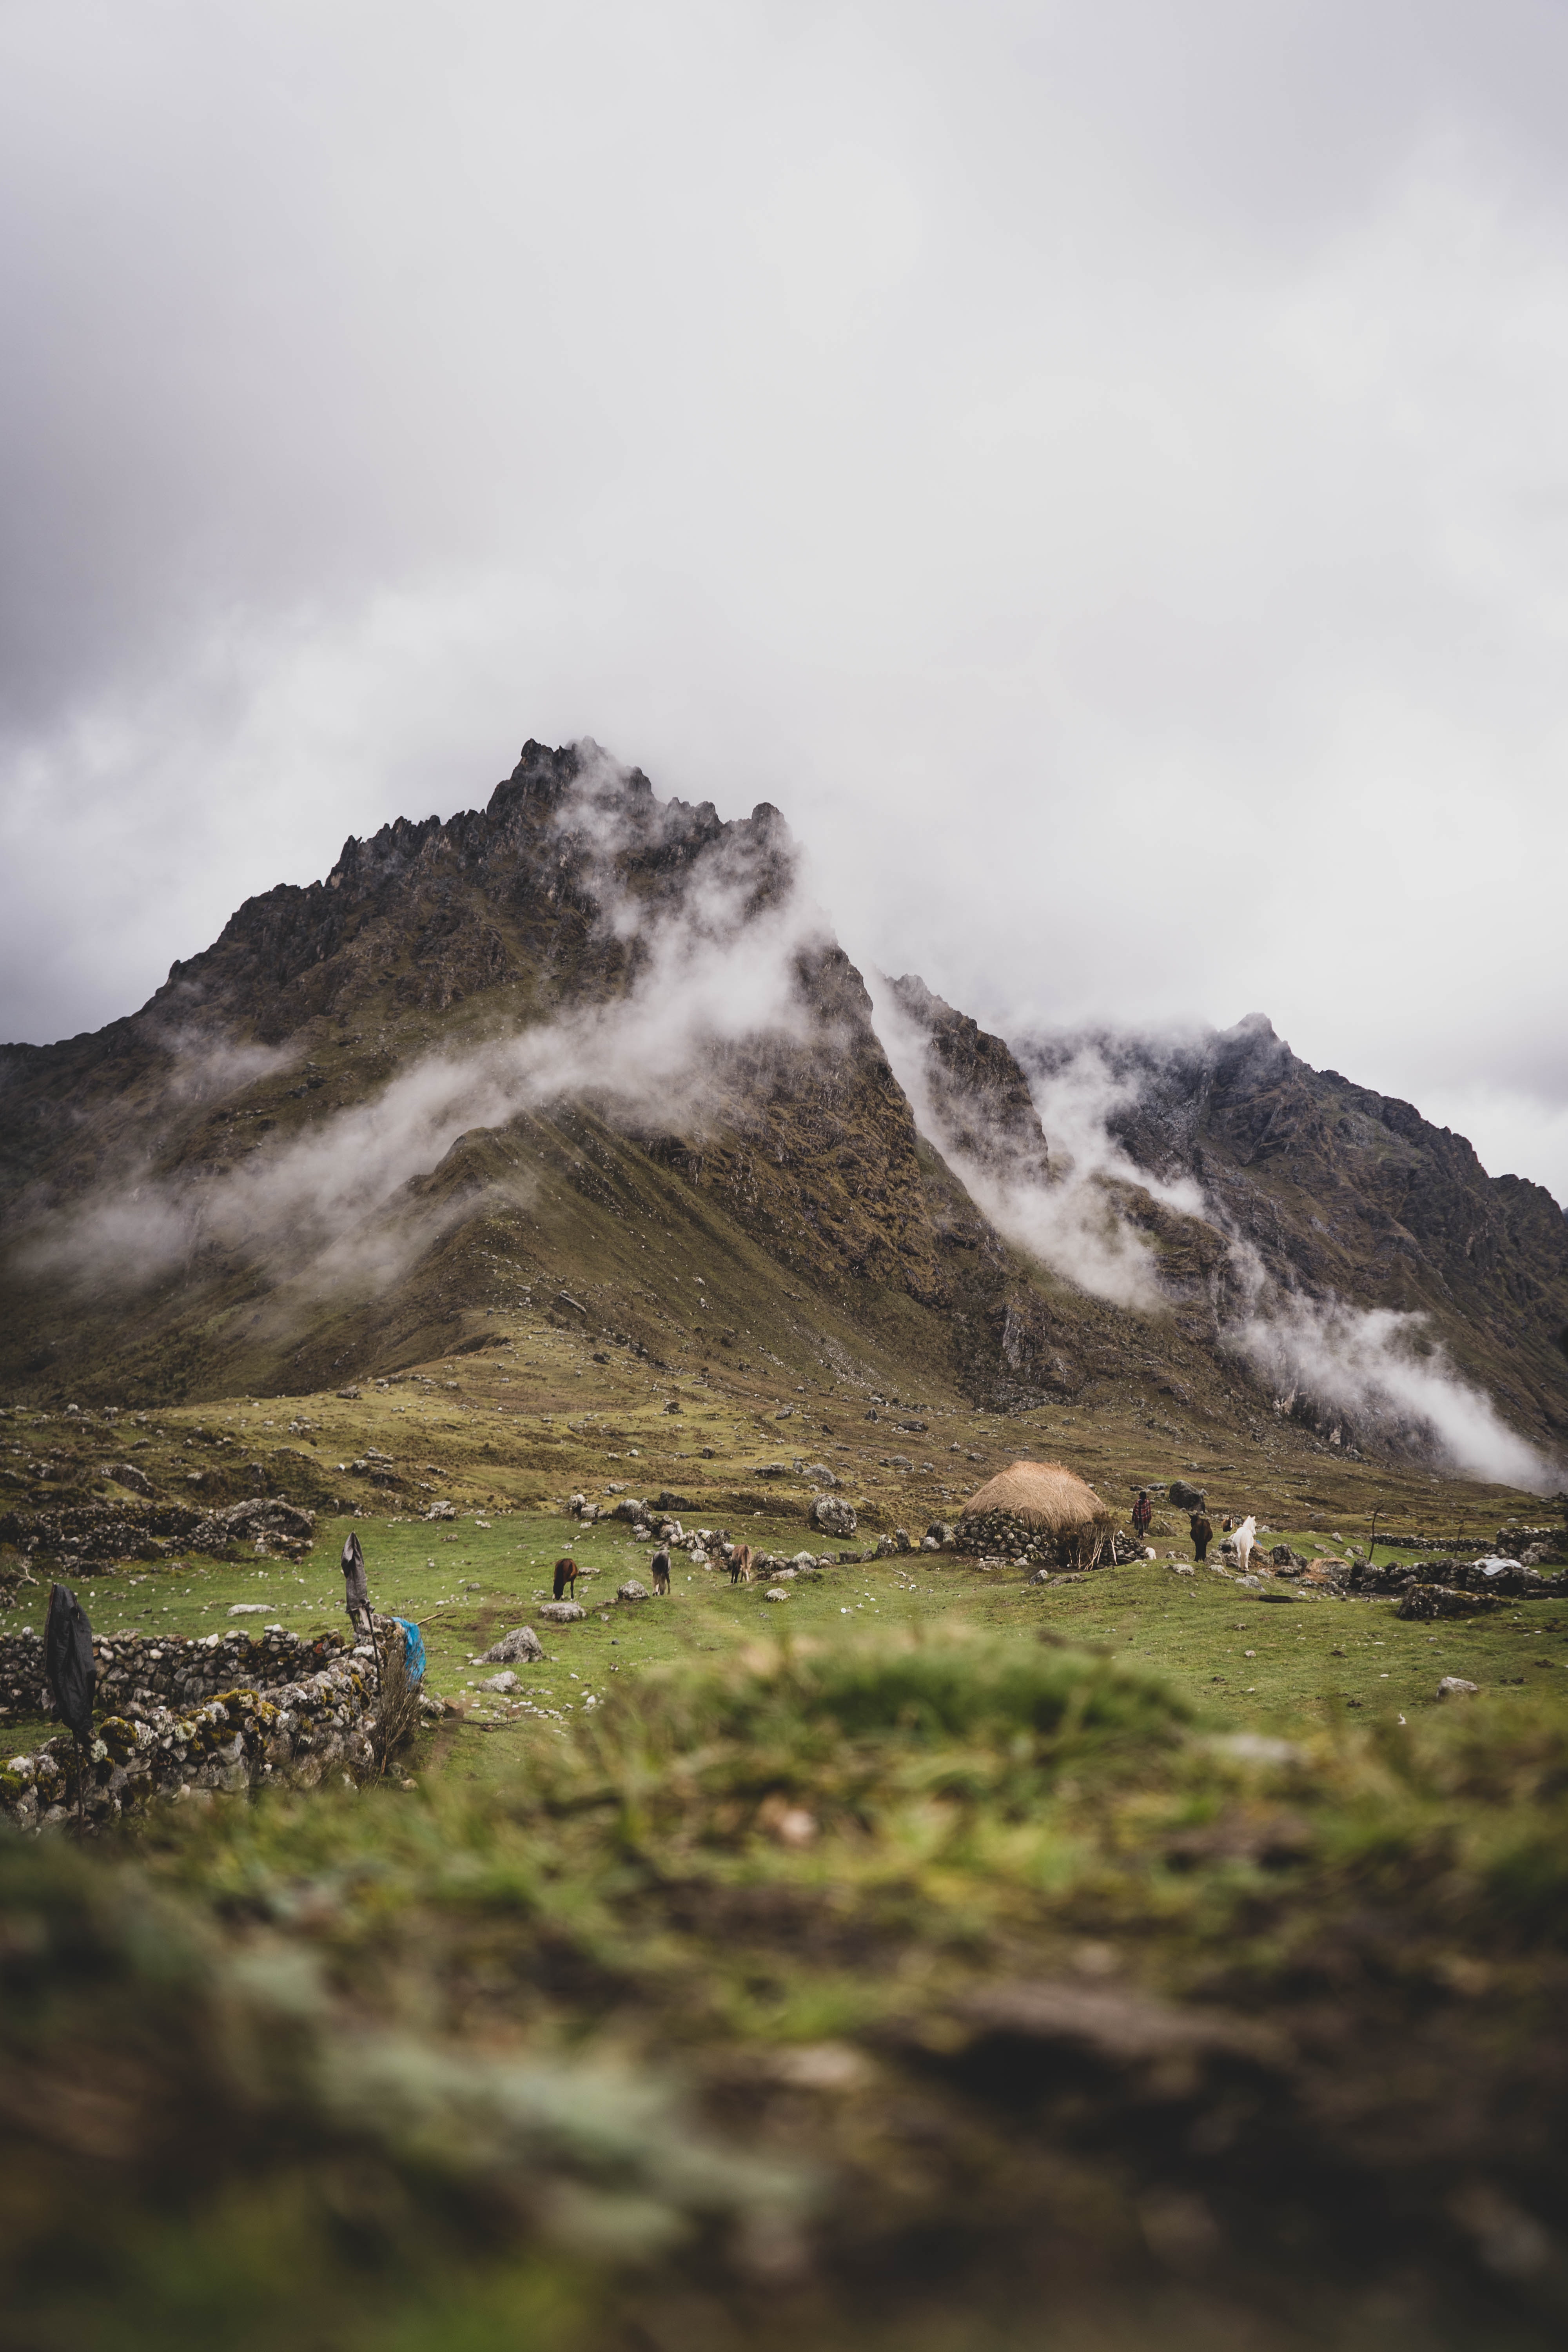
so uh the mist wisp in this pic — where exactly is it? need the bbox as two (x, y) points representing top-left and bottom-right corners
(871, 984), (1207, 1311)
(18, 784), (833, 1303)
(1232, 1293), (1556, 1492)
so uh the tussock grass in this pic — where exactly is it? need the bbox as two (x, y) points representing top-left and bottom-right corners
(7, 1632), (1568, 2352)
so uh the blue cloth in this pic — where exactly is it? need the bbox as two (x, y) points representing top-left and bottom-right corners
(393, 1617), (426, 1684)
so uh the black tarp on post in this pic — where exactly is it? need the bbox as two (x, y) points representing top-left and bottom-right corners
(44, 1581), (95, 1749)
(341, 1531), (373, 1642)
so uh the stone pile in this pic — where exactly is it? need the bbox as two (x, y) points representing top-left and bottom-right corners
(1397, 1584), (1506, 1622)
(0, 1650), (377, 1831)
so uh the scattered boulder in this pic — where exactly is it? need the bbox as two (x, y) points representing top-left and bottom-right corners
(423, 1501), (457, 1522)
(537, 1601), (585, 1624)
(107, 1463), (155, 1498)
(764, 1586), (790, 1602)
(1169, 1480), (1206, 1510)
(808, 1494), (857, 1537)
(1438, 1676), (1480, 1700)
(616, 1581), (650, 1603)
(804, 1464), (836, 1487)
(480, 1625), (545, 1665)
(227, 1603), (269, 1617)
(477, 1671), (519, 1694)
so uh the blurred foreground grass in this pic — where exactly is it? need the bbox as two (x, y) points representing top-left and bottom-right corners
(6, 1626), (1568, 2352)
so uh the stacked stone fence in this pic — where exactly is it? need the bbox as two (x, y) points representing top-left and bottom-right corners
(1350, 1557), (1568, 1602)
(0, 1654), (377, 1832)
(0, 1623), (353, 1727)
(1368, 1528), (1566, 1558)
(0, 1494), (318, 1575)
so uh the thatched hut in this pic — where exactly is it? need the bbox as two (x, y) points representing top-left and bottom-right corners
(958, 1461), (1118, 1570)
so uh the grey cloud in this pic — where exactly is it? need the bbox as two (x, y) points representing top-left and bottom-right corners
(6, 2), (1568, 1198)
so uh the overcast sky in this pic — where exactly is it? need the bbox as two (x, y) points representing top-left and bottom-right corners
(5, 1), (1568, 1199)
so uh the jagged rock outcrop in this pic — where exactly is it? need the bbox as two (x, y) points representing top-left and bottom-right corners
(889, 973), (1053, 1189)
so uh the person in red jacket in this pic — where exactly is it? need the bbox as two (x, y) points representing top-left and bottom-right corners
(1132, 1490), (1154, 1544)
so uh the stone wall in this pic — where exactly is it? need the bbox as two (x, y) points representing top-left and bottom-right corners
(957, 1509), (1122, 1569)
(0, 1653), (377, 1831)
(1350, 1557), (1568, 1602)
(0, 1623), (353, 1728)
(0, 1494), (317, 1573)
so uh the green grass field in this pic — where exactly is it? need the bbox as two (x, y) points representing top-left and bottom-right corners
(6, 1510), (1564, 1770)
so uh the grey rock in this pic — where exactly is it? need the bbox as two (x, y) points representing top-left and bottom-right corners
(616, 1580), (650, 1603)
(764, 1586), (790, 1602)
(808, 1493), (857, 1537)
(478, 1671), (519, 1693)
(1438, 1675), (1480, 1699)
(481, 1624), (545, 1664)
(537, 1601), (586, 1624)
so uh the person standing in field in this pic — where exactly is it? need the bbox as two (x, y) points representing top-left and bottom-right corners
(1132, 1489), (1154, 1543)
(1189, 1506), (1213, 1563)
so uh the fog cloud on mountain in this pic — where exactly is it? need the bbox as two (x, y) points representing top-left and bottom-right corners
(5, 1), (1568, 1208)
(22, 776), (833, 1298)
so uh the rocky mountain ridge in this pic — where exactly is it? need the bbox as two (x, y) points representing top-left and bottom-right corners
(1020, 1019), (1568, 1449)
(1, 739), (1563, 1475)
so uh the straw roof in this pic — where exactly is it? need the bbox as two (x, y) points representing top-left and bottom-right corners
(960, 1460), (1111, 1530)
